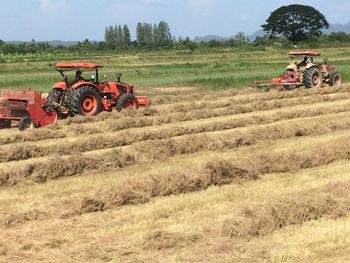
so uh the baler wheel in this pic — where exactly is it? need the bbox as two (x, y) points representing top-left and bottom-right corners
(19, 116), (34, 131)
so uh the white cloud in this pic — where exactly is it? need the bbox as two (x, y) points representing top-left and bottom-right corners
(188, 0), (214, 17)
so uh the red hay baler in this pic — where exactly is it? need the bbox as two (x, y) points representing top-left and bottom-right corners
(0, 89), (57, 130)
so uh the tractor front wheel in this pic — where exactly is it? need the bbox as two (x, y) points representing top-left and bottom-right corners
(69, 86), (102, 116)
(116, 94), (139, 112)
(329, 73), (342, 87)
(304, 67), (323, 88)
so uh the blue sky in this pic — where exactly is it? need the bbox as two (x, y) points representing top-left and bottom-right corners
(1, 0), (350, 41)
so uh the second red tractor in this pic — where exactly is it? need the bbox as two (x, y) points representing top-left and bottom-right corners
(251, 50), (342, 91)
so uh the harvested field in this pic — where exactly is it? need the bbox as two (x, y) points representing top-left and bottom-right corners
(1, 83), (350, 263)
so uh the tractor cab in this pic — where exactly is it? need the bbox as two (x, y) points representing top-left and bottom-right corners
(54, 62), (103, 90)
(286, 50), (320, 71)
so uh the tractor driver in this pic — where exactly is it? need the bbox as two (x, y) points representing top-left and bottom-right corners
(75, 70), (89, 82)
(297, 56), (308, 68)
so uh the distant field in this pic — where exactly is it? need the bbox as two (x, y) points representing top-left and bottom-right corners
(1, 47), (350, 96)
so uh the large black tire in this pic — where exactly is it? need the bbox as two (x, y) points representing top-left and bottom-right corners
(304, 67), (323, 88)
(45, 88), (64, 112)
(329, 72), (342, 87)
(69, 85), (103, 116)
(116, 93), (139, 112)
(19, 116), (34, 131)
(47, 89), (63, 105)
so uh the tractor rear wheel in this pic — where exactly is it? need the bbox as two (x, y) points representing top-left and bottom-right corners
(116, 94), (139, 112)
(69, 86), (102, 116)
(329, 73), (342, 87)
(47, 89), (63, 107)
(19, 116), (34, 131)
(304, 67), (323, 88)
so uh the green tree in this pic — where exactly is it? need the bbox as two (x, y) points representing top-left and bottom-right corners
(181, 37), (197, 53)
(136, 22), (145, 47)
(262, 4), (329, 44)
(123, 25), (131, 46)
(156, 21), (173, 47)
(327, 32), (350, 43)
(232, 32), (248, 46)
(136, 22), (153, 48)
(116, 25), (123, 46)
(105, 26), (115, 48)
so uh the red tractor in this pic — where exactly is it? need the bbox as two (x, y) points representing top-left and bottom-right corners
(251, 50), (342, 91)
(45, 62), (148, 117)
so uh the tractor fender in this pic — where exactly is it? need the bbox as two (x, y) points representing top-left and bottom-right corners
(72, 82), (98, 90)
(53, 81), (67, 90)
(286, 63), (297, 71)
(304, 63), (318, 70)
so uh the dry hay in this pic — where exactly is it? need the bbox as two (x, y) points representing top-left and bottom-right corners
(222, 181), (350, 239)
(150, 85), (350, 106)
(2, 113), (350, 187)
(142, 231), (202, 250)
(0, 87), (347, 145)
(1, 101), (349, 164)
(76, 139), (350, 215)
(4, 210), (47, 227)
(0, 128), (65, 146)
(0, 150), (135, 186)
(137, 116), (350, 161)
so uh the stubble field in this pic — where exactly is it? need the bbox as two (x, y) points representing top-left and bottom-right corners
(0, 48), (350, 262)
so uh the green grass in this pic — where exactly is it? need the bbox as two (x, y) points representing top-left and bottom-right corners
(1, 47), (350, 93)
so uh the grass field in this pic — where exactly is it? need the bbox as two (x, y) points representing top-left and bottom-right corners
(1, 47), (350, 95)
(1, 48), (350, 262)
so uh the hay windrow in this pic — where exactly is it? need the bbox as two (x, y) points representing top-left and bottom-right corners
(0, 88), (348, 145)
(150, 85), (350, 106)
(2, 113), (350, 187)
(222, 181), (350, 239)
(0, 150), (135, 186)
(142, 231), (202, 250)
(2, 102), (349, 163)
(75, 139), (350, 215)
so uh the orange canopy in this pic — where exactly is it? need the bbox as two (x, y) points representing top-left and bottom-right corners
(55, 62), (103, 69)
(288, 50), (320, 56)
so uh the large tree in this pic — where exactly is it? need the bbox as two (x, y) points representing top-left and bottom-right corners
(262, 4), (329, 44)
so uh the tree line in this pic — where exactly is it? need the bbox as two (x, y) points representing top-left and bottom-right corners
(2, 7), (350, 55)
(104, 21), (173, 49)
